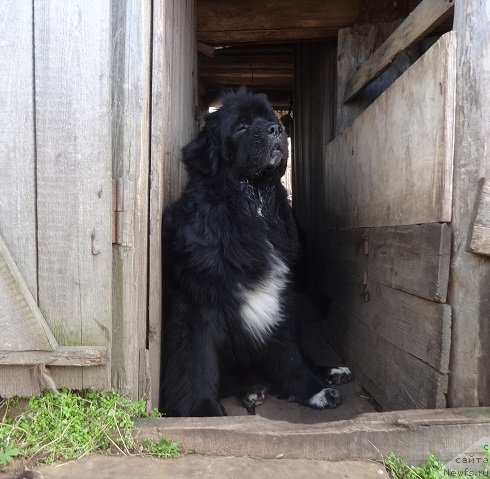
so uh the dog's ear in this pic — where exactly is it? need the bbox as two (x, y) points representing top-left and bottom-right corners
(182, 112), (221, 176)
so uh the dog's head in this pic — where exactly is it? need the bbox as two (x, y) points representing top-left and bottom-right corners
(183, 89), (289, 182)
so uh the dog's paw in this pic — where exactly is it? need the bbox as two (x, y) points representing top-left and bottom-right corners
(325, 366), (352, 385)
(308, 388), (341, 409)
(242, 385), (267, 414)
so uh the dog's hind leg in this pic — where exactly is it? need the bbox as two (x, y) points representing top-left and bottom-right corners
(263, 337), (341, 410)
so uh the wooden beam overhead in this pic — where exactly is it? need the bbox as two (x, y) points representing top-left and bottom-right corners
(344, 0), (454, 102)
(197, 0), (411, 45)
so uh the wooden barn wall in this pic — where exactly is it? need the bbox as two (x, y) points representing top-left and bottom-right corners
(0, 0), (39, 395)
(111, 0), (152, 401)
(293, 42), (336, 298)
(295, 32), (457, 410)
(148, 0), (198, 408)
(448, 0), (490, 407)
(0, 0), (113, 395)
(0, 0), (197, 403)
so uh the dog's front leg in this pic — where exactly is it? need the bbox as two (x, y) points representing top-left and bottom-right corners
(161, 307), (226, 417)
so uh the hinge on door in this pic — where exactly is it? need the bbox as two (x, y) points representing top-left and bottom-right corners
(112, 178), (125, 245)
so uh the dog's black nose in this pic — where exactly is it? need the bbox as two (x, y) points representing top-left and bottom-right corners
(267, 123), (282, 136)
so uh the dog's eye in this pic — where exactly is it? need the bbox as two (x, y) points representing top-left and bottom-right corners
(235, 123), (249, 133)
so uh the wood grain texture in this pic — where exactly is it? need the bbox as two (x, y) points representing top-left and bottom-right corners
(136, 408), (490, 462)
(321, 223), (452, 409)
(369, 223), (451, 302)
(0, 0), (38, 299)
(0, 232), (58, 351)
(468, 178), (490, 256)
(149, 0), (198, 408)
(325, 32), (456, 229)
(34, 0), (112, 390)
(336, 22), (420, 135)
(322, 223), (451, 302)
(0, 366), (41, 398)
(111, 0), (151, 401)
(0, 346), (108, 366)
(323, 268), (451, 376)
(328, 314), (448, 411)
(344, 0), (454, 102)
(448, 0), (490, 406)
(197, 0), (408, 45)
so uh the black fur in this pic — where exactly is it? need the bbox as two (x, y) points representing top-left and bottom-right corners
(160, 89), (340, 417)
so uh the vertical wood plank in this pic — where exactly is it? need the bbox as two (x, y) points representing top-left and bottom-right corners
(326, 33), (456, 229)
(336, 22), (413, 136)
(336, 22), (439, 135)
(468, 178), (490, 256)
(0, 0), (40, 396)
(34, 0), (112, 390)
(149, 0), (198, 408)
(448, 0), (490, 406)
(0, 0), (37, 299)
(292, 42), (336, 297)
(0, 367), (41, 398)
(111, 0), (152, 401)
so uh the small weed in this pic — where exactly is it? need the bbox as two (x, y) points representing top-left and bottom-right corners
(141, 438), (181, 459)
(384, 453), (450, 479)
(0, 445), (20, 466)
(0, 389), (179, 466)
(384, 449), (490, 479)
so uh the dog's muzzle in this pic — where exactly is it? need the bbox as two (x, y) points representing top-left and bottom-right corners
(269, 147), (283, 167)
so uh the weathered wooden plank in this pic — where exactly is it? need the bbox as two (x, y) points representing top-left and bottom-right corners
(0, 0), (38, 300)
(149, 0), (198, 408)
(448, 0), (490, 406)
(111, 0), (151, 401)
(468, 178), (490, 256)
(335, 22), (422, 135)
(197, 0), (409, 45)
(0, 232), (58, 351)
(34, 0), (112, 390)
(323, 267), (451, 376)
(136, 408), (490, 463)
(369, 223), (451, 302)
(341, 31), (439, 130)
(325, 300), (448, 410)
(325, 32), (456, 229)
(323, 224), (451, 302)
(0, 367), (41, 398)
(322, 229), (368, 277)
(0, 346), (108, 367)
(344, 0), (454, 102)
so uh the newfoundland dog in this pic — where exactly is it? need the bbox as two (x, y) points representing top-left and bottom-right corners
(161, 89), (350, 417)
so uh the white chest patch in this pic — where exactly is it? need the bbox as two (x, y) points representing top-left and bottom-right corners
(240, 248), (289, 343)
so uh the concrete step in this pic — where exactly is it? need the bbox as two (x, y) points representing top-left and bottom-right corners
(37, 454), (387, 479)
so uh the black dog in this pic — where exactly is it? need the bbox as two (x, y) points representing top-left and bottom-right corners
(160, 89), (349, 417)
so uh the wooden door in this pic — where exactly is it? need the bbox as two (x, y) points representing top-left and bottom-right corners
(0, 0), (112, 397)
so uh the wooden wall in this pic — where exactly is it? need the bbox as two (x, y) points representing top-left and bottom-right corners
(0, 0), (197, 404)
(293, 42), (336, 297)
(111, 0), (152, 401)
(295, 32), (457, 410)
(149, 0), (198, 408)
(448, 0), (490, 407)
(0, 0), (113, 396)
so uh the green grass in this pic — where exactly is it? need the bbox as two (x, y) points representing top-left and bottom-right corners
(0, 389), (181, 466)
(384, 450), (490, 479)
